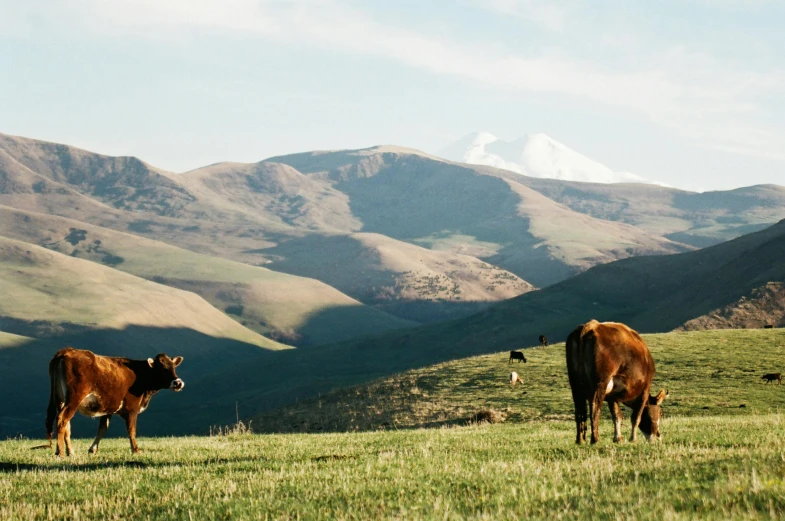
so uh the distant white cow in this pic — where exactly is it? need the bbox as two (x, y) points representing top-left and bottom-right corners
(510, 371), (523, 387)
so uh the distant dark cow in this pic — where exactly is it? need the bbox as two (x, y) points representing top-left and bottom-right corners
(566, 320), (668, 444)
(539, 335), (548, 347)
(509, 350), (527, 364)
(46, 347), (184, 456)
(762, 373), (782, 385)
(764, 325), (774, 329)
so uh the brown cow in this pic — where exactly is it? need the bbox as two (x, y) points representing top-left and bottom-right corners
(45, 347), (184, 456)
(539, 335), (548, 347)
(566, 320), (668, 444)
(762, 373), (782, 385)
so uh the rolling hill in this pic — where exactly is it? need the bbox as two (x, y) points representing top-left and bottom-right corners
(250, 328), (785, 433)
(126, 217), (785, 434)
(2, 132), (783, 314)
(0, 205), (414, 346)
(0, 236), (281, 348)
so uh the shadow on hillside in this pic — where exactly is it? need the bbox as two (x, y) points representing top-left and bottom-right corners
(252, 234), (499, 324)
(333, 156), (573, 288)
(0, 326), (280, 439)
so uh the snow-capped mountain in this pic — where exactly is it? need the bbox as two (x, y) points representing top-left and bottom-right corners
(438, 132), (651, 184)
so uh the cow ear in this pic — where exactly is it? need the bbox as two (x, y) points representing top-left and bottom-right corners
(172, 356), (183, 367)
(655, 389), (668, 405)
(147, 358), (154, 368)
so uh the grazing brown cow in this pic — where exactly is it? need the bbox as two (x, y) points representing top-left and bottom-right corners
(762, 373), (782, 385)
(46, 347), (184, 456)
(566, 320), (668, 444)
(539, 335), (548, 347)
(509, 350), (527, 364)
(764, 324), (774, 329)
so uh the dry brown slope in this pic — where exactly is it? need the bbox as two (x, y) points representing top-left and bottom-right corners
(262, 231), (535, 322)
(677, 282), (785, 331)
(0, 134), (534, 324)
(0, 206), (416, 346)
(269, 147), (691, 286)
(0, 236), (284, 349)
(515, 177), (785, 247)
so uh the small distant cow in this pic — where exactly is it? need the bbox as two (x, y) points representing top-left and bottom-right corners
(566, 320), (668, 444)
(539, 335), (548, 347)
(509, 350), (527, 364)
(46, 347), (185, 456)
(764, 324), (774, 329)
(510, 371), (523, 387)
(762, 373), (782, 385)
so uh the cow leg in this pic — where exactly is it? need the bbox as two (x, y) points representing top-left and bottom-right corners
(628, 393), (649, 442)
(124, 412), (140, 453)
(590, 388), (605, 444)
(609, 401), (623, 443)
(55, 402), (79, 457)
(89, 415), (112, 454)
(63, 420), (74, 456)
(572, 396), (587, 444)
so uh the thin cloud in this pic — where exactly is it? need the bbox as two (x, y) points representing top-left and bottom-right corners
(7, 0), (785, 162)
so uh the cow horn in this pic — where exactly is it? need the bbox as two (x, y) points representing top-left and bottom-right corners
(147, 358), (154, 368)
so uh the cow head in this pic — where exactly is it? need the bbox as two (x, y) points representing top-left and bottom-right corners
(638, 389), (668, 440)
(147, 354), (185, 391)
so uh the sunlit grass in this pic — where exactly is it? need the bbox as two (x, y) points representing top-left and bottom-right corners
(2, 415), (785, 520)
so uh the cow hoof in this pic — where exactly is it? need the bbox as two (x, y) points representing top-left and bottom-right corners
(88, 446), (98, 454)
(613, 437), (622, 443)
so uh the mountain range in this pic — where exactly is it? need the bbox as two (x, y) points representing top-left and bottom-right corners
(0, 131), (784, 436)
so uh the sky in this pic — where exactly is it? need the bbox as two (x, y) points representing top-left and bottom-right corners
(1, 0), (784, 191)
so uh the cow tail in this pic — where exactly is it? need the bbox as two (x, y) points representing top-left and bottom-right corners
(44, 356), (60, 448)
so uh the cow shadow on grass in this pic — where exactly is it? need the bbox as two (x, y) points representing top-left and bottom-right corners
(0, 455), (275, 473)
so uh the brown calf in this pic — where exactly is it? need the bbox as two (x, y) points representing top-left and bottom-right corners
(566, 320), (668, 444)
(762, 373), (782, 385)
(46, 347), (184, 456)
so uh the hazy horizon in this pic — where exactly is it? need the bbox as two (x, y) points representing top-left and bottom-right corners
(2, 1), (784, 191)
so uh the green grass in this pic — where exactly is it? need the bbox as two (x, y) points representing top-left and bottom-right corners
(252, 329), (785, 432)
(3, 416), (785, 520)
(3, 328), (785, 519)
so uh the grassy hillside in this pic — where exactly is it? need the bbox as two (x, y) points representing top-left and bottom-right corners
(251, 328), (785, 432)
(0, 206), (414, 345)
(516, 176), (785, 247)
(261, 231), (534, 323)
(3, 220), (783, 438)
(678, 282), (785, 331)
(158, 220), (785, 433)
(4, 329), (785, 519)
(0, 236), (279, 349)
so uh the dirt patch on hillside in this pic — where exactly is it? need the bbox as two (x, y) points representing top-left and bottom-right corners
(676, 282), (785, 331)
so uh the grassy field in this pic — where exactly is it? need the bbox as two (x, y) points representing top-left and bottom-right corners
(252, 329), (785, 432)
(3, 329), (785, 519)
(2, 416), (785, 520)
